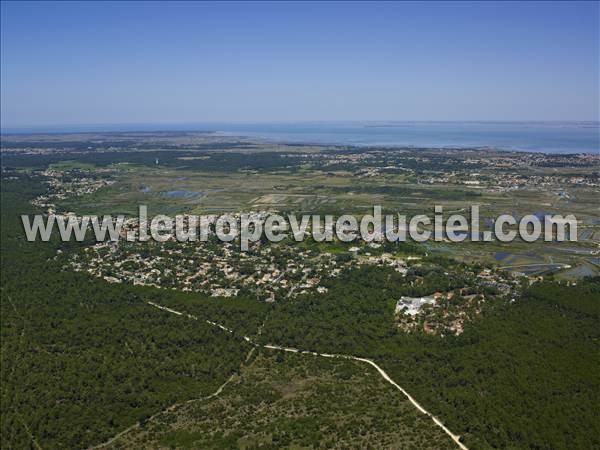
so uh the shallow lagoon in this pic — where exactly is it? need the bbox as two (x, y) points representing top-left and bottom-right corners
(162, 189), (204, 199)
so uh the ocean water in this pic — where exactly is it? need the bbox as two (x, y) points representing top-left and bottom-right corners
(3, 121), (598, 154)
(209, 122), (599, 154)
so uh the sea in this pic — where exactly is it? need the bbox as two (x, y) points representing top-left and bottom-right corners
(3, 121), (599, 154)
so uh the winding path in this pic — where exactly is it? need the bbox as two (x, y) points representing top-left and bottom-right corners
(146, 301), (469, 450)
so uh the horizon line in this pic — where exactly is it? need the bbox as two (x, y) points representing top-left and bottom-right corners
(2, 119), (599, 133)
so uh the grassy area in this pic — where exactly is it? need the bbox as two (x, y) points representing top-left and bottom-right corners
(112, 351), (457, 450)
(49, 160), (599, 279)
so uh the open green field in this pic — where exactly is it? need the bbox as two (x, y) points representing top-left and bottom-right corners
(48, 157), (599, 280)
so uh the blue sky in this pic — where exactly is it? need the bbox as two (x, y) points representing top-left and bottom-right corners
(1, 1), (598, 127)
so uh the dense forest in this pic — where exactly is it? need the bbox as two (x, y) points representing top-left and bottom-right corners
(2, 171), (599, 449)
(0, 145), (491, 174)
(260, 267), (600, 449)
(1, 150), (299, 173)
(0, 173), (267, 448)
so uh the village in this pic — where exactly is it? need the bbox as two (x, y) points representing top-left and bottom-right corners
(20, 149), (572, 339)
(30, 167), (116, 215)
(64, 215), (521, 338)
